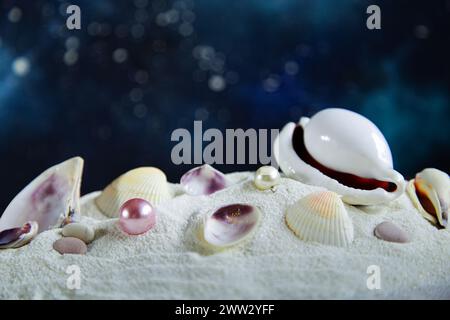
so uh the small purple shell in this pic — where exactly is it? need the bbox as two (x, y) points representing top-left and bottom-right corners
(0, 221), (39, 249)
(203, 204), (261, 247)
(180, 164), (228, 196)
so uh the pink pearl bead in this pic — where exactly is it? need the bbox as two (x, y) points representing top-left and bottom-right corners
(118, 198), (156, 235)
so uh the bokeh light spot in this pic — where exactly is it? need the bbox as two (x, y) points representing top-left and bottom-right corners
(208, 75), (226, 92)
(8, 7), (22, 23)
(113, 48), (128, 63)
(12, 57), (30, 76)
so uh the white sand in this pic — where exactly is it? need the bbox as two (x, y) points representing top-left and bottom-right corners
(0, 172), (449, 299)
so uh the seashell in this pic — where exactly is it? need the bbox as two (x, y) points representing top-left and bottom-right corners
(181, 164), (229, 196)
(374, 221), (410, 243)
(254, 166), (281, 191)
(274, 108), (406, 205)
(53, 237), (87, 255)
(59, 209), (78, 227)
(285, 191), (354, 247)
(95, 167), (172, 218)
(0, 221), (39, 249)
(203, 204), (261, 248)
(407, 168), (449, 228)
(0, 157), (84, 233)
(62, 223), (95, 243)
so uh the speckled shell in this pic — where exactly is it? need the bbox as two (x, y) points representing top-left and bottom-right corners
(285, 191), (354, 247)
(95, 167), (172, 218)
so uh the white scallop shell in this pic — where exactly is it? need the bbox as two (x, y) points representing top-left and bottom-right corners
(203, 204), (261, 248)
(407, 168), (449, 228)
(274, 108), (406, 205)
(285, 191), (354, 247)
(0, 157), (83, 233)
(95, 167), (172, 218)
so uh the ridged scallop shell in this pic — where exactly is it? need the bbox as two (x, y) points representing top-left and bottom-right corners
(274, 108), (406, 205)
(0, 157), (83, 233)
(95, 167), (172, 218)
(285, 191), (354, 247)
(407, 168), (449, 228)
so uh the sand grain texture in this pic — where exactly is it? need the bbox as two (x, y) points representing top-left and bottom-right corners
(1, 172), (449, 299)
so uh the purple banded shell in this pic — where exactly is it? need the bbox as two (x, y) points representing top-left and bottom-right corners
(0, 221), (39, 249)
(203, 204), (261, 247)
(181, 164), (228, 196)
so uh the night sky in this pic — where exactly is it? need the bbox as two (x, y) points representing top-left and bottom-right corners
(0, 0), (449, 212)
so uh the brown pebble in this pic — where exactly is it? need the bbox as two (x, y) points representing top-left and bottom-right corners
(374, 221), (410, 243)
(53, 237), (87, 255)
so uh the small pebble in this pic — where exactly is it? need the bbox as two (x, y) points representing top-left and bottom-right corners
(374, 221), (410, 243)
(62, 223), (95, 243)
(53, 237), (87, 255)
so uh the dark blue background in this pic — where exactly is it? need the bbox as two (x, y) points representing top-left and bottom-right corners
(0, 0), (449, 212)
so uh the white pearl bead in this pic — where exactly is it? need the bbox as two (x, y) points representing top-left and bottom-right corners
(254, 166), (280, 190)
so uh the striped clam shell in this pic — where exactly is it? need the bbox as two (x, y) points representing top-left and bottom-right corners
(96, 167), (172, 218)
(285, 191), (354, 247)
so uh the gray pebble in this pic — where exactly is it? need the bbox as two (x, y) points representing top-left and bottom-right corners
(374, 221), (410, 243)
(62, 223), (95, 243)
(53, 237), (87, 255)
